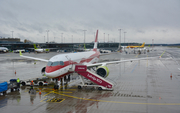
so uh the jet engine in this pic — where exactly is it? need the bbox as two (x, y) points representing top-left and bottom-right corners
(41, 67), (46, 76)
(96, 66), (109, 78)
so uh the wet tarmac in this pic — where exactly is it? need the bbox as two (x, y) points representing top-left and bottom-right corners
(0, 47), (180, 113)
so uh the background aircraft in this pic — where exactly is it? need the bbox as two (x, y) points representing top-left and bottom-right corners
(33, 44), (50, 53)
(0, 47), (8, 53)
(126, 42), (145, 48)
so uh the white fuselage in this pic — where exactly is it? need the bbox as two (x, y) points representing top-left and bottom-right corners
(35, 49), (44, 53)
(45, 50), (100, 78)
(0, 47), (8, 53)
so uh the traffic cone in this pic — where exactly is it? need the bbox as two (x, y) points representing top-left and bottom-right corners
(39, 89), (42, 95)
(170, 73), (172, 78)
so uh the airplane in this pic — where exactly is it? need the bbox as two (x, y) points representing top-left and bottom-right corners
(13, 49), (25, 53)
(75, 44), (92, 52)
(126, 42), (145, 49)
(19, 30), (162, 90)
(0, 47), (8, 53)
(33, 44), (50, 53)
(100, 49), (111, 53)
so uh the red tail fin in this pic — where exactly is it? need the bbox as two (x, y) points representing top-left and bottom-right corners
(93, 30), (98, 51)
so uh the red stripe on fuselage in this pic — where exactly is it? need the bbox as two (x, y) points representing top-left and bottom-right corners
(46, 51), (100, 73)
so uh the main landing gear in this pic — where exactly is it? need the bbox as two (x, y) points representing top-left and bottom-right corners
(53, 78), (59, 90)
(53, 75), (71, 90)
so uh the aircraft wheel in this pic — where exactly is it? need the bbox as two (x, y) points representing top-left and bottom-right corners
(22, 82), (26, 86)
(3, 91), (6, 95)
(39, 82), (43, 86)
(78, 85), (82, 89)
(98, 87), (102, 90)
(54, 85), (59, 89)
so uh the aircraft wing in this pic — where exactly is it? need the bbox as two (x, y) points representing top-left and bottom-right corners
(86, 56), (161, 68)
(87, 51), (165, 68)
(19, 51), (49, 62)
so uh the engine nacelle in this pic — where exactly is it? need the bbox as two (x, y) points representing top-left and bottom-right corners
(96, 66), (109, 78)
(41, 67), (46, 76)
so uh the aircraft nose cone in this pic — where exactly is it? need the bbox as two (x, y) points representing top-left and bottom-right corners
(46, 66), (53, 73)
(45, 65), (61, 73)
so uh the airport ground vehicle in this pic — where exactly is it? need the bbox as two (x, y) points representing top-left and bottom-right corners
(8, 79), (20, 92)
(0, 79), (19, 95)
(21, 77), (49, 86)
(0, 81), (8, 95)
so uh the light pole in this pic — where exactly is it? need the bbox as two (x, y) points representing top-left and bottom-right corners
(83, 30), (87, 48)
(118, 29), (122, 76)
(108, 34), (109, 42)
(11, 31), (14, 38)
(152, 39), (154, 51)
(46, 30), (49, 43)
(72, 35), (73, 43)
(83, 30), (87, 43)
(104, 33), (105, 42)
(118, 29), (121, 51)
(44, 36), (45, 43)
(124, 32), (126, 52)
(61, 33), (63, 43)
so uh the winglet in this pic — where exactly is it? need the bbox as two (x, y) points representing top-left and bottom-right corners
(19, 50), (22, 56)
(159, 51), (165, 58)
(33, 44), (37, 49)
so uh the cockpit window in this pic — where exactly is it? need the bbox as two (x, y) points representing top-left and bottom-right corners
(59, 61), (64, 65)
(47, 61), (64, 66)
(47, 61), (52, 66)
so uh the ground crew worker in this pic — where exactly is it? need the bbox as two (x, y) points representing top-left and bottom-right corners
(17, 78), (20, 90)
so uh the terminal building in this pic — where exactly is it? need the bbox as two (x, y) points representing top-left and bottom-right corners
(0, 38), (141, 52)
(0, 38), (21, 43)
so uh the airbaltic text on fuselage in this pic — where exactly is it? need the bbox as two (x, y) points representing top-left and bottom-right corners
(87, 73), (102, 84)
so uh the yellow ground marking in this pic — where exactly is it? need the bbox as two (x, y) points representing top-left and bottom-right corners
(43, 90), (73, 96)
(59, 79), (78, 89)
(160, 51), (166, 57)
(40, 98), (65, 103)
(41, 80), (180, 105)
(135, 54), (139, 58)
(49, 93), (180, 106)
(63, 89), (77, 91)
(56, 91), (72, 94)
(43, 91), (55, 96)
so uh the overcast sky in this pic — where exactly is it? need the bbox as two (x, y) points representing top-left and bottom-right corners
(0, 0), (179, 44)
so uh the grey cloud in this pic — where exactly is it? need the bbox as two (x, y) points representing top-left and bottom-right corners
(0, 0), (179, 43)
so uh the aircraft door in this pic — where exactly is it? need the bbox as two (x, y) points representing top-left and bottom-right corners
(65, 55), (73, 69)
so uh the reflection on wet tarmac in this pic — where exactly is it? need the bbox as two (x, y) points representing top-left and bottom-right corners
(0, 48), (180, 112)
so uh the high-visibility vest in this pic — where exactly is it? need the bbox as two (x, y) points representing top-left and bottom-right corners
(17, 79), (20, 83)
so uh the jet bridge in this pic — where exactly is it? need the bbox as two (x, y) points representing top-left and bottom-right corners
(74, 65), (114, 90)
